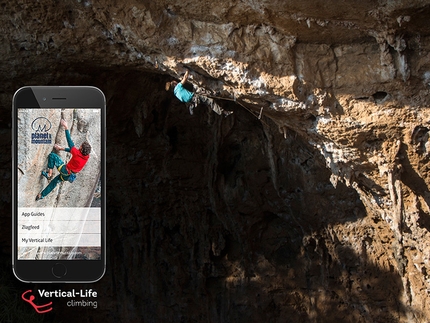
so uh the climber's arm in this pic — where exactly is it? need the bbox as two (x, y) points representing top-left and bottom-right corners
(64, 130), (75, 151)
(60, 119), (75, 150)
(180, 70), (189, 85)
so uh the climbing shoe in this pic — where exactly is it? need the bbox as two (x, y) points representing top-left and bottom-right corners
(41, 170), (52, 181)
(223, 110), (234, 117)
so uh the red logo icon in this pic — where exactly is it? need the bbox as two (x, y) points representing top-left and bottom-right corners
(22, 290), (53, 314)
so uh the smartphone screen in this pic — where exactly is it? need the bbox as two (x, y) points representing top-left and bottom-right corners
(12, 87), (106, 282)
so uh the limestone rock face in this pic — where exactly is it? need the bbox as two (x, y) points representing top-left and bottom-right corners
(2, 0), (430, 322)
(17, 109), (101, 208)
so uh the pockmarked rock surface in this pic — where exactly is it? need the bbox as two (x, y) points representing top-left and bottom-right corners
(2, 0), (430, 322)
(17, 109), (101, 208)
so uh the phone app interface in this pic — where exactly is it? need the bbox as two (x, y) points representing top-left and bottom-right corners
(17, 108), (102, 260)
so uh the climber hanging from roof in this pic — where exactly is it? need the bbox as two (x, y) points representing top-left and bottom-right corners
(166, 70), (233, 117)
(36, 118), (91, 201)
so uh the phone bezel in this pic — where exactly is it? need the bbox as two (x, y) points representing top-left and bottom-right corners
(12, 86), (106, 283)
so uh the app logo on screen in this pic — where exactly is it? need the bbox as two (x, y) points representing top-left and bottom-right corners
(31, 117), (52, 144)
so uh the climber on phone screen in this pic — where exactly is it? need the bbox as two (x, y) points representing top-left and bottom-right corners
(36, 118), (91, 201)
(166, 70), (233, 117)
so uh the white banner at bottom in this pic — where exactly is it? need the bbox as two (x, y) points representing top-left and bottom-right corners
(18, 207), (101, 248)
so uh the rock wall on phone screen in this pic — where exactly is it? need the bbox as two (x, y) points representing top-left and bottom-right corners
(17, 109), (101, 208)
(1, 0), (430, 322)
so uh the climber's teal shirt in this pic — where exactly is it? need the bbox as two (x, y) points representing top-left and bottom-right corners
(174, 83), (194, 103)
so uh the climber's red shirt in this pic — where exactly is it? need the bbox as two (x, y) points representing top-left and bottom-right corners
(66, 146), (89, 173)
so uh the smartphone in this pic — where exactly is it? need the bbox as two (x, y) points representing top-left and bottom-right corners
(12, 86), (106, 282)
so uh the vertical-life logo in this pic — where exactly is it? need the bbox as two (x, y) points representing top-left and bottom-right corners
(21, 290), (53, 314)
(31, 117), (52, 144)
(21, 288), (99, 313)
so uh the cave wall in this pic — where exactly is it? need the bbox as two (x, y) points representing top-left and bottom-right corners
(99, 72), (407, 322)
(2, 0), (430, 322)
